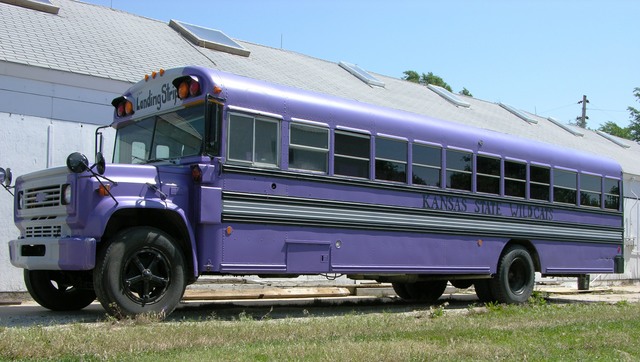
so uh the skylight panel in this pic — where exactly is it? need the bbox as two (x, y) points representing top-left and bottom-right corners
(546, 117), (584, 137)
(169, 20), (250, 57)
(499, 103), (538, 124)
(1, 0), (59, 14)
(339, 61), (385, 88)
(596, 130), (631, 149)
(427, 84), (471, 108)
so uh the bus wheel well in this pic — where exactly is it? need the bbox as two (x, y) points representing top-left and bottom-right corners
(504, 239), (541, 273)
(100, 209), (196, 284)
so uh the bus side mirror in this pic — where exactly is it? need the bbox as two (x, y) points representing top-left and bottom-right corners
(95, 152), (106, 175)
(0, 167), (12, 187)
(66, 152), (89, 173)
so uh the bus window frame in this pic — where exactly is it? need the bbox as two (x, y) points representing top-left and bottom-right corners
(530, 163), (551, 202)
(445, 147), (473, 192)
(227, 111), (281, 168)
(504, 158), (527, 199)
(375, 135), (408, 183)
(553, 167), (578, 206)
(334, 130), (371, 179)
(604, 176), (621, 211)
(476, 152), (502, 196)
(288, 121), (330, 174)
(412, 141), (443, 188)
(580, 172), (603, 208)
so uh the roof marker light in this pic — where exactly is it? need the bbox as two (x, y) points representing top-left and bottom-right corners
(189, 80), (200, 97)
(116, 103), (125, 117)
(178, 81), (190, 99)
(172, 75), (201, 100)
(111, 96), (135, 117)
(124, 101), (134, 115)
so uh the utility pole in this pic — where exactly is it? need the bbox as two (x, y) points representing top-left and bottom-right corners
(576, 95), (589, 128)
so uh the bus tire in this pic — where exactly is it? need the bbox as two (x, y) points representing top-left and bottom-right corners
(93, 227), (187, 318)
(474, 279), (496, 303)
(405, 280), (448, 303)
(450, 279), (474, 289)
(490, 245), (535, 304)
(24, 269), (96, 311)
(392, 282), (412, 300)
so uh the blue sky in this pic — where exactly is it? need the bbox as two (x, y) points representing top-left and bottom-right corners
(81, 0), (638, 130)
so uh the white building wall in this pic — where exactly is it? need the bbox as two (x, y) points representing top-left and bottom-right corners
(0, 62), (123, 291)
(590, 174), (640, 284)
(622, 176), (640, 278)
(0, 113), (116, 291)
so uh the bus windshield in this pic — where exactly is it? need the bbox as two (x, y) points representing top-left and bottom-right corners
(114, 106), (205, 164)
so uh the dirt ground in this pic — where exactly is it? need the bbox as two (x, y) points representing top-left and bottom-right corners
(1, 280), (640, 327)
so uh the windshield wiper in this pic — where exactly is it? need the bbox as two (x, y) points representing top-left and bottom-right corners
(144, 158), (177, 165)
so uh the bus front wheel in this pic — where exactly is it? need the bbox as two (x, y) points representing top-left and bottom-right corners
(93, 227), (187, 318)
(490, 245), (535, 304)
(24, 269), (95, 311)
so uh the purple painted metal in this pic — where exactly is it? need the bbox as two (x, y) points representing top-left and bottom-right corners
(9, 65), (624, 285)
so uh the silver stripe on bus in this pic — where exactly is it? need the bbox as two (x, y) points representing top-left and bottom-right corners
(222, 199), (621, 243)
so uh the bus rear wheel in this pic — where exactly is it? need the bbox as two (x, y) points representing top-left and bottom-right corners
(402, 280), (448, 303)
(93, 227), (187, 318)
(450, 279), (474, 289)
(474, 279), (496, 303)
(490, 245), (535, 304)
(392, 282), (412, 300)
(24, 269), (95, 311)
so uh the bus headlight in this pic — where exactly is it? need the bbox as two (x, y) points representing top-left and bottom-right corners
(61, 184), (72, 205)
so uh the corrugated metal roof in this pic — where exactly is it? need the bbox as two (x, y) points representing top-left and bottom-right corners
(1, 0), (639, 175)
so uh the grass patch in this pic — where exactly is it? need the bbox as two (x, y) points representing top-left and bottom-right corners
(1, 302), (640, 360)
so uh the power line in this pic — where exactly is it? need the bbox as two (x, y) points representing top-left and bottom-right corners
(540, 103), (576, 113)
(588, 107), (627, 113)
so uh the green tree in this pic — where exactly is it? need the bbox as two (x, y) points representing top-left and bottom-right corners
(421, 72), (453, 92)
(598, 121), (632, 140)
(628, 87), (640, 141)
(402, 70), (420, 84)
(402, 70), (471, 96)
(459, 88), (473, 97)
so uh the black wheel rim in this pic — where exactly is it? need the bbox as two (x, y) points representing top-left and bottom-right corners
(508, 257), (530, 295)
(122, 247), (171, 305)
(47, 271), (75, 293)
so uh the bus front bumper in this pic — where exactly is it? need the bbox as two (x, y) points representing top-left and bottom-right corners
(9, 237), (96, 270)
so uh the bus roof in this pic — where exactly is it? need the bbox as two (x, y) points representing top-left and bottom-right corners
(116, 65), (621, 177)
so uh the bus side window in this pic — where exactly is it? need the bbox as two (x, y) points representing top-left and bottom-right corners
(446, 149), (472, 191)
(554, 169), (577, 205)
(477, 155), (501, 195)
(289, 123), (329, 173)
(530, 165), (550, 201)
(255, 119), (279, 165)
(412, 144), (441, 187)
(334, 131), (370, 178)
(228, 113), (280, 167)
(375, 137), (407, 182)
(580, 174), (602, 208)
(604, 178), (621, 210)
(505, 161), (526, 198)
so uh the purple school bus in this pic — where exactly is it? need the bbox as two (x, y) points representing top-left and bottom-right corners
(5, 66), (624, 317)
